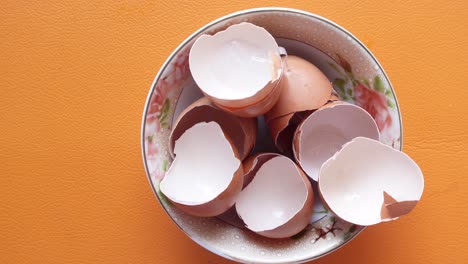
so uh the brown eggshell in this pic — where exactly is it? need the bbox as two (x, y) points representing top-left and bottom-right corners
(318, 137), (424, 226)
(242, 152), (278, 187)
(380, 191), (418, 220)
(257, 167), (314, 239)
(172, 164), (244, 217)
(294, 101), (380, 182)
(205, 52), (283, 110)
(267, 109), (316, 154)
(266, 113), (292, 149)
(292, 101), (344, 162)
(236, 155), (314, 239)
(189, 22), (284, 118)
(264, 55), (333, 122)
(160, 122), (244, 217)
(169, 97), (257, 160)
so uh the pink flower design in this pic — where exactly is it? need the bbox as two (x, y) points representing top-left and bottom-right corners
(354, 83), (392, 132)
(146, 47), (190, 124)
(151, 168), (165, 181)
(147, 79), (170, 124)
(144, 46), (191, 180)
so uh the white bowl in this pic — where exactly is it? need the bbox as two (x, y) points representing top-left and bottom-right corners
(141, 7), (402, 263)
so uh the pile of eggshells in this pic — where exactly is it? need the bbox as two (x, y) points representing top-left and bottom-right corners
(160, 23), (424, 239)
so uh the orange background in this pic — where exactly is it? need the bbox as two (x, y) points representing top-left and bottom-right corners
(1, 1), (467, 263)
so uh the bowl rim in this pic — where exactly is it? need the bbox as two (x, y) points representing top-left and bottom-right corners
(141, 7), (403, 263)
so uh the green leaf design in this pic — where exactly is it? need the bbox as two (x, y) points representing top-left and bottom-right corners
(385, 89), (392, 97)
(346, 88), (353, 96)
(314, 210), (328, 214)
(363, 79), (371, 87)
(388, 100), (396, 108)
(329, 62), (343, 75)
(158, 99), (170, 121)
(147, 134), (154, 143)
(333, 78), (346, 95)
(162, 160), (169, 172)
(158, 99), (171, 129)
(329, 216), (336, 224)
(373, 76), (385, 92)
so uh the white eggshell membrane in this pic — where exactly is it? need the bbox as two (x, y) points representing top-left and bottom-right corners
(189, 22), (281, 100)
(319, 137), (424, 226)
(296, 103), (379, 181)
(160, 122), (240, 205)
(236, 156), (309, 232)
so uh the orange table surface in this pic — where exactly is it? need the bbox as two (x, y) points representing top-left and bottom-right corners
(1, 1), (467, 263)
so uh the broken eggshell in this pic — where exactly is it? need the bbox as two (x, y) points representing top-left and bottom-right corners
(169, 97), (257, 160)
(241, 152), (277, 187)
(215, 77), (283, 118)
(264, 55), (332, 122)
(293, 102), (380, 181)
(189, 22), (283, 117)
(161, 122), (244, 217)
(266, 113), (293, 153)
(318, 137), (424, 226)
(236, 155), (314, 239)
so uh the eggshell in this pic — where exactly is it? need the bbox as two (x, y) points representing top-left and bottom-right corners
(189, 22), (283, 117)
(264, 55), (332, 122)
(318, 137), (424, 226)
(169, 97), (257, 160)
(266, 113), (293, 153)
(161, 122), (244, 217)
(293, 102), (380, 181)
(236, 155), (314, 238)
(241, 152), (277, 187)
(215, 77), (283, 117)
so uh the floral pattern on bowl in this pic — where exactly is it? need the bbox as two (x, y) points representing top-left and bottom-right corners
(141, 8), (402, 264)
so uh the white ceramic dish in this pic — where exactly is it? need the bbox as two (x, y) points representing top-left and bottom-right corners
(141, 7), (402, 263)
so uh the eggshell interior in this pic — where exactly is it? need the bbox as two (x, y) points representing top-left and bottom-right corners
(169, 97), (257, 160)
(236, 156), (311, 233)
(161, 122), (241, 206)
(189, 22), (281, 101)
(318, 137), (424, 226)
(294, 103), (380, 181)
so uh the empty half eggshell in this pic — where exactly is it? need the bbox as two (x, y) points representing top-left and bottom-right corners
(293, 102), (380, 181)
(264, 55), (332, 122)
(169, 97), (257, 160)
(236, 155), (314, 238)
(318, 137), (424, 226)
(189, 22), (283, 117)
(160, 122), (244, 217)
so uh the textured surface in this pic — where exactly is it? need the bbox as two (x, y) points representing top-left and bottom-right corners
(1, 1), (467, 264)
